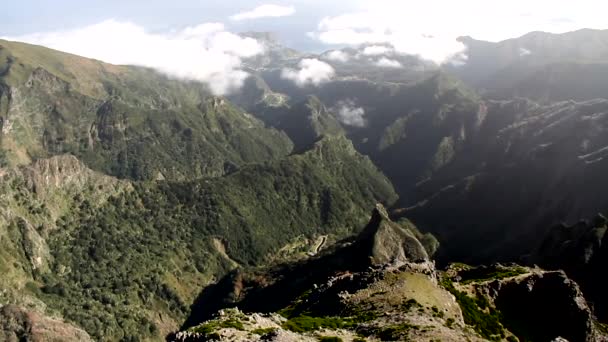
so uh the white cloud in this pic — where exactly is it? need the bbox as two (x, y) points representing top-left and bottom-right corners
(314, 14), (465, 64)
(519, 48), (532, 56)
(230, 4), (295, 21)
(5, 20), (264, 95)
(325, 50), (350, 62)
(374, 57), (402, 68)
(362, 45), (392, 56)
(281, 58), (335, 87)
(313, 0), (608, 64)
(335, 100), (366, 127)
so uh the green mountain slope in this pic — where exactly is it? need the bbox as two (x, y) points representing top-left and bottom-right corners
(0, 135), (396, 340)
(0, 39), (292, 180)
(263, 96), (344, 151)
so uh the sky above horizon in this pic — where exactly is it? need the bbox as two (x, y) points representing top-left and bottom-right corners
(2, 1), (607, 94)
(3, 1), (607, 49)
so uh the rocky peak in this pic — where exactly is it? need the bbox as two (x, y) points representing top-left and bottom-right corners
(358, 203), (429, 266)
(25, 67), (71, 95)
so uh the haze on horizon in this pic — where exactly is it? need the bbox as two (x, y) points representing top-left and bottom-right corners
(2, 0), (607, 94)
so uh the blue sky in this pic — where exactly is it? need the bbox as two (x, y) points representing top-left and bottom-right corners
(0, 0), (350, 50)
(3, 0), (607, 51)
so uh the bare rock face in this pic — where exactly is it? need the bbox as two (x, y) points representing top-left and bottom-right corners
(0, 305), (92, 342)
(484, 270), (606, 342)
(21, 155), (117, 196)
(359, 204), (429, 266)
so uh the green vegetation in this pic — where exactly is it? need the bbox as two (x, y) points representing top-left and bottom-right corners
(281, 308), (378, 334)
(360, 323), (417, 341)
(446, 318), (455, 328)
(282, 316), (356, 333)
(252, 327), (277, 336)
(431, 305), (445, 318)
(281, 301), (378, 334)
(440, 278), (505, 340)
(318, 336), (343, 342)
(0, 134), (396, 340)
(401, 298), (421, 311)
(272, 96), (344, 151)
(190, 317), (245, 335)
(397, 218), (440, 257)
(0, 39), (292, 180)
(460, 266), (528, 284)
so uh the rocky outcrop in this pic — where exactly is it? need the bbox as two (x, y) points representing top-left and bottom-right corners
(176, 206), (463, 341)
(459, 266), (608, 342)
(359, 204), (429, 266)
(536, 214), (608, 271)
(493, 271), (604, 342)
(535, 213), (608, 322)
(20, 155), (126, 194)
(0, 305), (92, 342)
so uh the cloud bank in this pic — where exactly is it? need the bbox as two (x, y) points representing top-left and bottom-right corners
(362, 45), (392, 56)
(325, 50), (350, 62)
(230, 4), (295, 21)
(335, 100), (366, 127)
(6, 20), (264, 95)
(312, 0), (608, 64)
(374, 57), (402, 68)
(314, 12), (465, 64)
(281, 58), (335, 87)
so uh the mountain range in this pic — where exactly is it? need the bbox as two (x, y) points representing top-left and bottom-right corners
(2, 28), (608, 341)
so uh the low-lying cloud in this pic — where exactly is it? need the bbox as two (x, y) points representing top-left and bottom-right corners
(313, 0), (608, 65)
(374, 57), (402, 68)
(230, 4), (296, 21)
(362, 45), (392, 56)
(325, 50), (351, 62)
(5, 20), (264, 95)
(335, 100), (366, 127)
(314, 12), (465, 64)
(281, 58), (335, 87)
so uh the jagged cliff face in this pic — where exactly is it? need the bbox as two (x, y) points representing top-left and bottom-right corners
(448, 264), (608, 342)
(401, 98), (608, 262)
(535, 214), (608, 321)
(491, 271), (602, 342)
